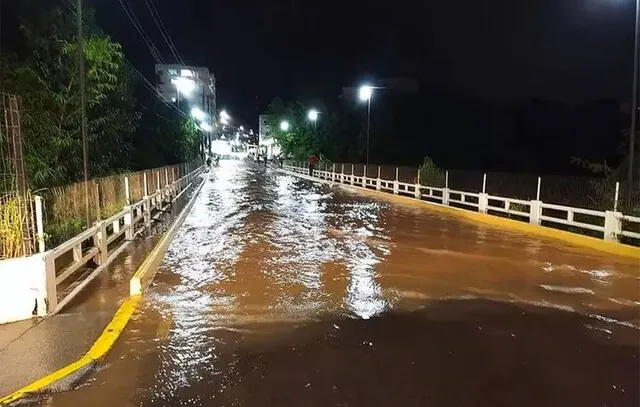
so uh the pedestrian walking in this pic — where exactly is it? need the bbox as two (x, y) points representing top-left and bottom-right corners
(308, 154), (319, 176)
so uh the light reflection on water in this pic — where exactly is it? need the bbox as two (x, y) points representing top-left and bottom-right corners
(46, 160), (640, 407)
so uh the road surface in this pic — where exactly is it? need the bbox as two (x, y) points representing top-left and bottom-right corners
(44, 160), (639, 407)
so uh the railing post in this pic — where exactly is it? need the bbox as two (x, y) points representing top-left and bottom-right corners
(362, 165), (367, 187)
(143, 172), (151, 227)
(604, 211), (622, 242)
(332, 163), (336, 182)
(377, 166), (381, 191)
(44, 254), (57, 314)
(415, 168), (422, 199)
(124, 205), (134, 240)
(34, 195), (45, 253)
(529, 176), (542, 225)
(94, 221), (108, 265)
(156, 170), (161, 208)
(478, 173), (488, 213)
(351, 164), (355, 186)
(94, 181), (101, 221)
(393, 167), (399, 194)
(443, 170), (450, 205)
(124, 176), (131, 206)
(341, 164), (344, 183)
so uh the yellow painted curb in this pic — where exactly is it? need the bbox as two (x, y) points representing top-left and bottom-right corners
(285, 170), (640, 259)
(0, 296), (140, 405)
(347, 185), (640, 259)
(130, 171), (206, 295)
(0, 171), (207, 406)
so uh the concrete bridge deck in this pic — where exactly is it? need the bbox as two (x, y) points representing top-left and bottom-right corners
(6, 159), (639, 406)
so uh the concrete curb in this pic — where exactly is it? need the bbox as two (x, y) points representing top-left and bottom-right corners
(280, 169), (640, 259)
(0, 172), (208, 406)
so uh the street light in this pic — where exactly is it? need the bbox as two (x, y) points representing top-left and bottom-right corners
(171, 77), (196, 96)
(191, 107), (206, 121)
(308, 109), (319, 135)
(280, 120), (290, 131)
(629, 0), (640, 187)
(359, 84), (373, 164)
(200, 122), (212, 132)
(239, 126), (245, 131)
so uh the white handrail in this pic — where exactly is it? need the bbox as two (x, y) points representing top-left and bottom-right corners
(282, 163), (638, 247)
(44, 164), (206, 314)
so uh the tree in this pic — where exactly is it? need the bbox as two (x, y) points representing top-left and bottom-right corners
(266, 98), (348, 162)
(1, 5), (137, 188)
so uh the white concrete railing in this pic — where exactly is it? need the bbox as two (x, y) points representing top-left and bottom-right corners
(42, 165), (206, 315)
(283, 164), (638, 246)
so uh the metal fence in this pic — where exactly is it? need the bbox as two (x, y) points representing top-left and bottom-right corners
(284, 163), (640, 247)
(40, 162), (200, 246)
(43, 164), (206, 314)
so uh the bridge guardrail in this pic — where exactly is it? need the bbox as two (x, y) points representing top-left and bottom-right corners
(43, 164), (206, 314)
(284, 164), (638, 248)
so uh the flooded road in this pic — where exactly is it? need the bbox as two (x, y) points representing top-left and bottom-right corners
(46, 160), (639, 407)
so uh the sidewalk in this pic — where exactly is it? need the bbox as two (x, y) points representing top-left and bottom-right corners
(0, 176), (205, 397)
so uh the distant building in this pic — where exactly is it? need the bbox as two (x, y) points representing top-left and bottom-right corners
(155, 64), (217, 151)
(258, 114), (280, 158)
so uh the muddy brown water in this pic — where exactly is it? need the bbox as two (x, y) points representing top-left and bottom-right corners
(43, 160), (639, 407)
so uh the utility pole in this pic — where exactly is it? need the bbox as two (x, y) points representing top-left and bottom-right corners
(630, 0), (640, 189)
(77, 0), (90, 225)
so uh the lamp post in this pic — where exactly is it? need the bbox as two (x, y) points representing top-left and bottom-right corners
(308, 109), (319, 135)
(629, 0), (640, 187)
(359, 85), (373, 164)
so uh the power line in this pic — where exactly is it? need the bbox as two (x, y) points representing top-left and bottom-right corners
(64, 0), (189, 120)
(117, 0), (165, 65)
(144, 0), (185, 65)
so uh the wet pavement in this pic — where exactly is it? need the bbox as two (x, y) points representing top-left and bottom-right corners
(40, 160), (639, 406)
(0, 180), (201, 396)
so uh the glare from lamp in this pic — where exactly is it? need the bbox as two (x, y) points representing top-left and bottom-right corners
(359, 85), (373, 101)
(191, 107), (206, 121)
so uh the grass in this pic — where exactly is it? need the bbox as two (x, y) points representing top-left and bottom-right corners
(0, 194), (33, 259)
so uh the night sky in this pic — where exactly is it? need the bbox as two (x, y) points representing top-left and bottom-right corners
(89, 0), (638, 130)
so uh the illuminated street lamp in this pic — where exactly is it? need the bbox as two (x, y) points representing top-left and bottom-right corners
(191, 107), (206, 121)
(239, 126), (245, 131)
(359, 84), (373, 165)
(220, 110), (231, 126)
(171, 77), (196, 96)
(200, 122), (212, 132)
(280, 120), (290, 131)
(628, 0), (640, 187)
(308, 109), (319, 135)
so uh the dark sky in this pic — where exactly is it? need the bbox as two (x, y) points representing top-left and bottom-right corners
(92, 0), (637, 130)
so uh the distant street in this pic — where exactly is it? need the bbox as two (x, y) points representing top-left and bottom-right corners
(44, 160), (639, 407)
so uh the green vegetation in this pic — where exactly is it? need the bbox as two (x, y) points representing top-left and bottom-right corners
(0, 3), (201, 190)
(0, 3), (203, 256)
(418, 156), (446, 187)
(266, 98), (354, 162)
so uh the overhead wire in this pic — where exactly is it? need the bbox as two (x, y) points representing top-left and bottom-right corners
(143, 0), (185, 65)
(65, 0), (189, 120)
(117, 0), (165, 65)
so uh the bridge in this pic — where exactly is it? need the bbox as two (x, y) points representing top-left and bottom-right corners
(0, 159), (638, 406)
